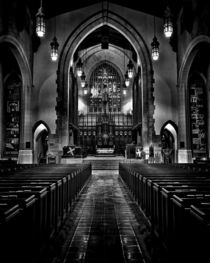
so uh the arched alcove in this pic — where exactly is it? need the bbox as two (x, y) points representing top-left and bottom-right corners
(33, 121), (50, 164)
(160, 120), (178, 163)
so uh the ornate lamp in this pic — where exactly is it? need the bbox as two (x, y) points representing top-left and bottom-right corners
(81, 72), (86, 88)
(36, 0), (45, 38)
(125, 71), (130, 87)
(127, 60), (134, 79)
(76, 58), (83, 77)
(84, 83), (88, 95)
(151, 16), (160, 61)
(164, 6), (173, 38)
(50, 17), (59, 61)
(123, 85), (127, 95)
(151, 36), (160, 61)
(50, 37), (59, 61)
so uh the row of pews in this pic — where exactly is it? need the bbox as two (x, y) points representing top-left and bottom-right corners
(119, 162), (210, 263)
(0, 162), (91, 263)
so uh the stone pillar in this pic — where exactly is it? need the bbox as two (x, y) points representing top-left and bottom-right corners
(18, 82), (33, 163)
(177, 81), (193, 163)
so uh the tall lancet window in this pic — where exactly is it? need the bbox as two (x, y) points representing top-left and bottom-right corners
(89, 62), (121, 113)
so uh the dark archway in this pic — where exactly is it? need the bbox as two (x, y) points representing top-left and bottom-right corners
(33, 121), (50, 164)
(160, 120), (178, 163)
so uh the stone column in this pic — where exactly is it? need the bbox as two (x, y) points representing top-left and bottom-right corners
(177, 82), (193, 163)
(18, 82), (33, 164)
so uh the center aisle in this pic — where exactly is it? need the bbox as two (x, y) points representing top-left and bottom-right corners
(49, 171), (166, 263)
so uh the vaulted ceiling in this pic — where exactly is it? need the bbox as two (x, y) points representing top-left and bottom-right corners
(28, 0), (183, 18)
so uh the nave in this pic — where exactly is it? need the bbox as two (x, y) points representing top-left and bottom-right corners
(47, 170), (165, 263)
(1, 161), (210, 263)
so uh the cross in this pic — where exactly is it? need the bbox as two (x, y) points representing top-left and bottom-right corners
(67, 147), (75, 156)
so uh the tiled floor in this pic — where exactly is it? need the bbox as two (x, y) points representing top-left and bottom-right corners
(47, 171), (167, 263)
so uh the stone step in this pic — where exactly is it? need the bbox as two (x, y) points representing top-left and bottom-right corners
(83, 158), (121, 170)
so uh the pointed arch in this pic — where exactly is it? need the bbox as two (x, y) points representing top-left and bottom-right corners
(178, 35), (210, 161)
(160, 120), (178, 163)
(0, 35), (32, 149)
(56, 11), (154, 148)
(33, 121), (50, 164)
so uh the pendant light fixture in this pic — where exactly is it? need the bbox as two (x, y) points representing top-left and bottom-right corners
(127, 59), (134, 79)
(163, 5), (173, 38)
(125, 71), (130, 87)
(50, 17), (59, 61)
(81, 71), (86, 88)
(84, 83), (88, 95)
(36, 0), (45, 38)
(123, 84), (127, 95)
(81, 48), (87, 88)
(151, 16), (160, 61)
(127, 42), (134, 78)
(76, 58), (83, 77)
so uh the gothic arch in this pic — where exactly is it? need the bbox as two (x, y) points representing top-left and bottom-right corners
(160, 121), (178, 163)
(56, 11), (154, 148)
(178, 35), (210, 160)
(0, 35), (32, 150)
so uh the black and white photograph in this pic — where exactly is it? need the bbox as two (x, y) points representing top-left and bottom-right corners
(0, 0), (210, 262)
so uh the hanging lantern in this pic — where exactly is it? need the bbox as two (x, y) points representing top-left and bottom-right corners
(127, 60), (134, 79)
(81, 72), (86, 88)
(50, 37), (59, 61)
(84, 84), (88, 95)
(36, 6), (45, 38)
(151, 36), (160, 61)
(125, 72), (130, 87)
(164, 6), (173, 38)
(76, 58), (83, 77)
(123, 85), (127, 95)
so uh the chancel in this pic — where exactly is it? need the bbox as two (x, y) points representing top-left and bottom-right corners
(0, 1), (210, 263)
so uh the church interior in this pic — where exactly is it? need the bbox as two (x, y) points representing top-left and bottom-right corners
(0, 0), (210, 262)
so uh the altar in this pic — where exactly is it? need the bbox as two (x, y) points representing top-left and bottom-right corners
(96, 147), (115, 155)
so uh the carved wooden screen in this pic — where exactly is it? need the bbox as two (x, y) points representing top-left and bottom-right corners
(88, 62), (121, 113)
